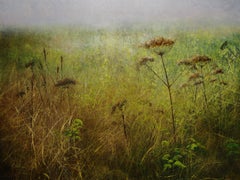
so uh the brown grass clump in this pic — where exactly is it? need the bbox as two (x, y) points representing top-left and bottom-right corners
(55, 78), (76, 87)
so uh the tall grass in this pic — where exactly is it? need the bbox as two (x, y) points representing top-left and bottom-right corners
(0, 26), (240, 179)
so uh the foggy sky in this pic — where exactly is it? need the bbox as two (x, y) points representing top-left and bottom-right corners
(0, 0), (240, 27)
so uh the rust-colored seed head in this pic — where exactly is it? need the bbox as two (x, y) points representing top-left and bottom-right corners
(139, 57), (154, 66)
(189, 73), (202, 81)
(141, 37), (175, 56)
(178, 59), (194, 66)
(55, 78), (76, 87)
(142, 37), (175, 49)
(191, 55), (211, 64)
(212, 69), (224, 75)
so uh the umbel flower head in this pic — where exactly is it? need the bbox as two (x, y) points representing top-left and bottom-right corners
(141, 37), (175, 56)
(136, 57), (154, 70)
(178, 55), (211, 68)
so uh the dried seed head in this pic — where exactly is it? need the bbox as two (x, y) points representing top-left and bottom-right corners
(141, 37), (175, 55)
(139, 57), (154, 66)
(136, 57), (154, 71)
(191, 55), (211, 64)
(55, 78), (76, 87)
(111, 99), (127, 114)
(178, 59), (194, 66)
(212, 68), (224, 75)
(142, 37), (175, 48)
(194, 80), (203, 86)
(189, 73), (202, 81)
(220, 41), (228, 50)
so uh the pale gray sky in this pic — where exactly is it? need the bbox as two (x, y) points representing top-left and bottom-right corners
(0, 0), (239, 27)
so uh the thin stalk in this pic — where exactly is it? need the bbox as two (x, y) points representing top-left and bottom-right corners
(61, 56), (63, 78)
(145, 64), (167, 86)
(160, 55), (176, 143)
(43, 48), (47, 64)
(121, 111), (128, 143)
(30, 65), (34, 125)
(200, 66), (208, 108)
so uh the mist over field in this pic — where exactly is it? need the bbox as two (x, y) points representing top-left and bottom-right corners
(0, 0), (240, 27)
(1, 0), (240, 179)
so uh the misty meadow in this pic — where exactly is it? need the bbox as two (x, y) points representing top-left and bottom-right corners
(1, 0), (240, 179)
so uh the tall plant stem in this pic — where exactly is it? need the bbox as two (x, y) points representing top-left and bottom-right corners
(160, 55), (176, 143)
(200, 66), (208, 108)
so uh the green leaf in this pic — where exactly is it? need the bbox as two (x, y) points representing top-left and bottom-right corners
(163, 164), (172, 171)
(162, 154), (170, 161)
(190, 143), (198, 151)
(173, 160), (186, 169)
(161, 140), (170, 147)
(173, 154), (183, 161)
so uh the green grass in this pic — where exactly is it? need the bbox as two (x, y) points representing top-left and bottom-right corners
(0, 25), (240, 179)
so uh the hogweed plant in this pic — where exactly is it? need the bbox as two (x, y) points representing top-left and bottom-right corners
(178, 55), (212, 107)
(178, 55), (227, 110)
(139, 37), (177, 143)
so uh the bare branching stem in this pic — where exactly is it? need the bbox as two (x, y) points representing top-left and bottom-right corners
(145, 64), (167, 86)
(160, 55), (176, 143)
